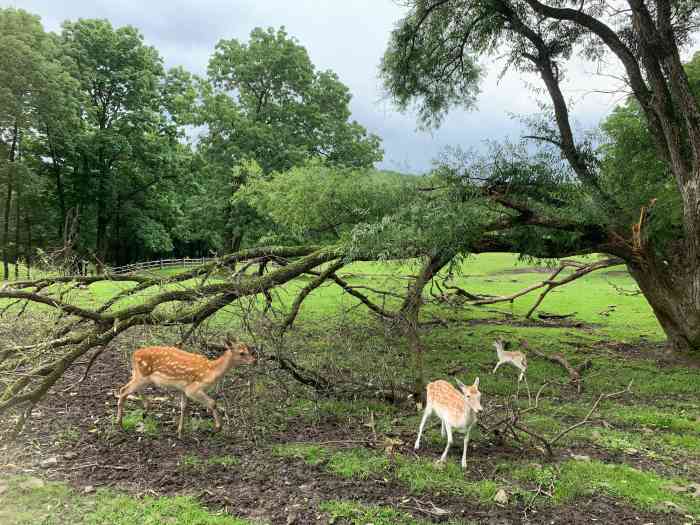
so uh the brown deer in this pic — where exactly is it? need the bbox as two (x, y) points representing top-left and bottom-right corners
(414, 377), (483, 468)
(116, 340), (256, 438)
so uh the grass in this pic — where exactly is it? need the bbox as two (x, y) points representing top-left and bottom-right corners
(273, 443), (498, 503)
(0, 476), (252, 525)
(5, 252), (700, 521)
(118, 408), (160, 436)
(395, 457), (499, 500)
(319, 500), (475, 525)
(179, 453), (240, 471)
(512, 459), (700, 516)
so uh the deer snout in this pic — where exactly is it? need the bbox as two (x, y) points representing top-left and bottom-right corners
(469, 399), (483, 413)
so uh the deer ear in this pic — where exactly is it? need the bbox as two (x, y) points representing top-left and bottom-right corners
(455, 378), (466, 389)
(473, 377), (480, 388)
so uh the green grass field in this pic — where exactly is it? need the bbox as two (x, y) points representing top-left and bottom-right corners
(2, 253), (699, 524)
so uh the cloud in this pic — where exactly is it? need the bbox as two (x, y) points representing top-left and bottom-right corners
(5, 0), (694, 173)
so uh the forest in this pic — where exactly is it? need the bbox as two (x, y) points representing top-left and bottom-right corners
(1, 2), (700, 524)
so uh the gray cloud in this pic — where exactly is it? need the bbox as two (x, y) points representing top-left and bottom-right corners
(6, 0), (693, 172)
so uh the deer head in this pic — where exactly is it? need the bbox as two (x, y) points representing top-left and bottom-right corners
(455, 377), (483, 413)
(224, 338), (257, 366)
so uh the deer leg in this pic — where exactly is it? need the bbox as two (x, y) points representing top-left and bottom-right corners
(414, 403), (432, 450)
(141, 395), (150, 414)
(492, 361), (502, 374)
(524, 376), (531, 406)
(116, 376), (148, 427)
(177, 392), (188, 439)
(462, 424), (473, 468)
(185, 383), (221, 432)
(441, 420), (446, 437)
(438, 424), (453, 463)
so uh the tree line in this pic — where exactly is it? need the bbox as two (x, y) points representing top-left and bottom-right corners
(0, 10), (383, 275)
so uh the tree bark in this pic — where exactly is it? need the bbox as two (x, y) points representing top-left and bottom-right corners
(46, 125), (67, 238)
(14, 170), (21, 280)
(25, 211), (32, 279)
(96, 175), (107, 272)
(627, 259), (700, 354)
(2, 124), (17, 281)
(399, 252), (454, 399)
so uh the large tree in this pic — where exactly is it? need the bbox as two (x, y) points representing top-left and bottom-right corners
(202, 26), (383, 175)
(0, 8), (61, 279)
(381, 0), (700, 354)
(56, 19), (192, 266)
(189, 27), (384, 253)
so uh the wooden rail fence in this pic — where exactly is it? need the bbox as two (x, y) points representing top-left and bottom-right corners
(107, 257), (217, 275)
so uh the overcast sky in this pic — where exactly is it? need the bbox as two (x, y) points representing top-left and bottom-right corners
(5, 0), (695, 173)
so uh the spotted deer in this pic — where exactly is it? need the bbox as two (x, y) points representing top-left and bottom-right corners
(116, 340), (256, 438)
(414, 377), (483, 468)
(492, 338), (527, 381)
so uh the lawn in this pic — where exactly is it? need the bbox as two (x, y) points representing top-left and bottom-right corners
(1, 253), (699, 524)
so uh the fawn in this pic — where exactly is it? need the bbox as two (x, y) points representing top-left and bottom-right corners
(414, 377), (483, 468)
(492, 338), (527, 381)
(116, 340), (256, 438)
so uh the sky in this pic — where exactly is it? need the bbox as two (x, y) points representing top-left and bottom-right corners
(4, 0), (691, 173)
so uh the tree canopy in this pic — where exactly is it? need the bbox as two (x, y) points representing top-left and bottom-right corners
(380, 0), (700, 352)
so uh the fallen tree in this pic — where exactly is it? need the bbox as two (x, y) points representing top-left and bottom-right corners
(0, 246), (339, 424)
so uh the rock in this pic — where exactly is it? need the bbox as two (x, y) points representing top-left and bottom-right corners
(63, 452), (78, 460)
(494, 488), (508, 505)
(571, 454), (591, 461)
(286, 513), (298, 525)
(40, 457), (58, 468)
(654, 501), (686, 514)
(687, 482), (700, 496)
(83, 485), (95, 494)
(19, 477), (45, 490)
(0, 483), (8, 495)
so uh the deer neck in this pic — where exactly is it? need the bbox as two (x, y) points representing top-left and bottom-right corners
(463, 402), (477, 424)
(496, 347), (505, 360)
(210, 351), (234, 379)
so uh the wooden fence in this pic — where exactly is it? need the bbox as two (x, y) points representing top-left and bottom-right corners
(107, 257), (217, 275)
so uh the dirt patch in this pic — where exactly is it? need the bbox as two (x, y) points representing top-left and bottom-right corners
(0, 343), (684, 524)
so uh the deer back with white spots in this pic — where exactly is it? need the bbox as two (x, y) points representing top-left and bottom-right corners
(116, 339), (256, 438)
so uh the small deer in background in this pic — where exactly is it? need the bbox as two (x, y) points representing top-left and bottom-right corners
(414, 377), (483, 468)
(492, 338), (527, 381)
(116, 339), (256, 438)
